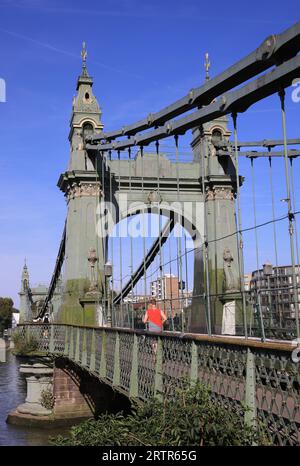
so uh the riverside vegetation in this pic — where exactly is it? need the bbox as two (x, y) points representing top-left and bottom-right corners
(51, 381), (270, 446)
(11, 332), (39, 355)
(0, 297), (17, 336)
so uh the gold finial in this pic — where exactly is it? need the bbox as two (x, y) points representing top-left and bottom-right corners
(204, 52), (210, 81)
(81, 41), (87, 63)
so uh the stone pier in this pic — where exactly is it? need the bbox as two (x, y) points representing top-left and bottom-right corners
(17, 364), (53, 416)
(7, 362), (55, 427)
(7, 356), (131, 427)
(0, 338), (6, 362)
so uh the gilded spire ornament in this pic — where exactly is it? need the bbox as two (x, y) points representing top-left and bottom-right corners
(81, 41), (88, 76)
(204, 52), (210, 81)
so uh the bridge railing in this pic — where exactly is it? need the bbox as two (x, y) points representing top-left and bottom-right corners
(108, 289), (300, 341)
(15, 323), (300, 445)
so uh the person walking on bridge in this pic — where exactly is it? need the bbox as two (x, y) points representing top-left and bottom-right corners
(143, 299), (167, 333)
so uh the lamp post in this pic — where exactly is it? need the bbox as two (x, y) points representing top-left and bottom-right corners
(87, 248), (98, 292)
(263, 262), (273, 329)
(104, 261), (113, 327)
(255, 272), (266, 342)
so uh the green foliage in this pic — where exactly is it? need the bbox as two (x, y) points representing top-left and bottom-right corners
(0, 297), (17, 335)
(40, 388), (55, 410)
(12, 331), (39, 355)
(51, 382), (270, 446)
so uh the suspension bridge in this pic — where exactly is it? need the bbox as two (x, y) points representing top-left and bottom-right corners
(15, 22), (300, 445)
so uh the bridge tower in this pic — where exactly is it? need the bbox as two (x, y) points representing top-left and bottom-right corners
(190, 116), (242, 334)
(57, 44), (104, 325)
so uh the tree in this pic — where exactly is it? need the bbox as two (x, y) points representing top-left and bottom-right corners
(0, 298), (17, 335)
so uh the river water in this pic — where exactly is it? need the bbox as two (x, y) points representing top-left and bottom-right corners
(0, 350), (69, 446)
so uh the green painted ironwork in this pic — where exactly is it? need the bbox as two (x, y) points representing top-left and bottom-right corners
(82, 329), (87, 367)
(190, 341), (198, 384)
(129, 334), (139, 398)
(113, 332), (120, 387)
(154, 337), (163, 400)
(64, 325), (69, 356)
(15, 324), (300, 446)
(75, 327), (80, 363)
(245, 348), (256, 427)
(49, 325), (55, 353)
(89, 329), (96, 372)
(100, 330), (106, 379)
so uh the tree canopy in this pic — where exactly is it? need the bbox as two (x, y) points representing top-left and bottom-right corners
(0, 297), (18, 335)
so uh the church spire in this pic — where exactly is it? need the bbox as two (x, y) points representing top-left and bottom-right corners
(21, 259), (29, 291)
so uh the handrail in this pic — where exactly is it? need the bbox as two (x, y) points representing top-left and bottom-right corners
(17, 323), (297, 352)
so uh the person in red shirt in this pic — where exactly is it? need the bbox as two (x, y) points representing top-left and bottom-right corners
(143, 299), (167, 332)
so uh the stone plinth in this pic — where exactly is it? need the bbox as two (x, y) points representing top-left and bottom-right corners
(0, 338), (6, 363)
(220, 291), (244, 336)
(19, 363), (53, 376)
(79, 291), (102, 326)
(7, 362), (54, 425)
(17, 376), (53, 416)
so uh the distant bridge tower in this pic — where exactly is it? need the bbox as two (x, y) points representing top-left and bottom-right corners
(57, 43), (104, 325)
(19, 261), (63, 323)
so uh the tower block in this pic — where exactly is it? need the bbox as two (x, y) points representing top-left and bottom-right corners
(57, 45), (104, 325)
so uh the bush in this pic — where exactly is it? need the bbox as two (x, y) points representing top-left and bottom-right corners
(40, 388), (55, 410)
(51, 382), (270, 446)
(12, 331), (39, 355)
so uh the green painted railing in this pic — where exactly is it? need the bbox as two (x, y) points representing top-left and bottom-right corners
(16, 324), (300, 446)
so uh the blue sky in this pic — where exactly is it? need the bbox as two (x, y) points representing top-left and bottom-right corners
(0, 0), (299, 307)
